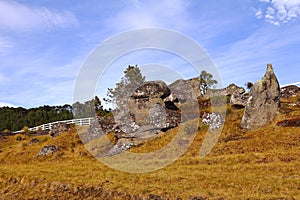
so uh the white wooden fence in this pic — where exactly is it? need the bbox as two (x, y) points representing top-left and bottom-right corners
(14, 117), (93, 133)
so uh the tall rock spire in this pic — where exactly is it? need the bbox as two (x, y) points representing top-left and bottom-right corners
(241, 64), (281, 130)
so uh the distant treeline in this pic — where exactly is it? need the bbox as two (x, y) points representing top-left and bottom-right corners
(0, 96), (111, 132)
(0, 105), (73, 132)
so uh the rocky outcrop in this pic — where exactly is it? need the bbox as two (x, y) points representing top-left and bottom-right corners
(230, 91), (249, 108)
(241, 64), (281, 130)
(206, 84), (245, 97)
(124, 81), (181, 134)
(50, 122), (71, 137)
(85, 81), (182, 155)
(167, 78), (200, 103)
(280, 85), (299, 98)
(38, 145), (59, 156)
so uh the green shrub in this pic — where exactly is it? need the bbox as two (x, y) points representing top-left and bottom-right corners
(22, 126), (30, 133)
(3, 129), (10, 133)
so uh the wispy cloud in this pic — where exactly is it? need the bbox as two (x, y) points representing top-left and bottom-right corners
(0, 1), (78, 31)
(0, 36), (12, 55)
(255, 0), (300, 26)
(104, 0), (191, 31)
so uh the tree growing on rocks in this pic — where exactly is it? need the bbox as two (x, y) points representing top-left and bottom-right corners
(199, 70), (218, 95)
(104, 65), (145, 103)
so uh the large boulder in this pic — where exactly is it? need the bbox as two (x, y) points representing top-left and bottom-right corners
(230, 91), (249, 108)
(85, 80), (181, 154)
(131, 81), (170, 99)
(126, 81), (180, 131)
(206, 84), (245, 97)
(167, 78), (199, 103)
(241, 64), (281, 130)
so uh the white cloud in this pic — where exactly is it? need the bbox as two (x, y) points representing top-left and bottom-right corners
(0, 1), (78, 31)
(0, 102), (18, 108)
(256, 0), (300, 26)
(255, 9), (264, 19)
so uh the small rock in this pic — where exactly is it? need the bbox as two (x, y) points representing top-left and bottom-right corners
(38, 145), (59, 156)
(50, 122), (71, 137)
(28, 138), (39, 145)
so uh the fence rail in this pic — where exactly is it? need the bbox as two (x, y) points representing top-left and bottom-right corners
(14, 117), (93, 133)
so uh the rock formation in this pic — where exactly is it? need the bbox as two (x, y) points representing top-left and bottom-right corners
(167, 78), (201, 103)
(38, 145), (59, 156)
(230, 91), (249, 108)
(50, 122), (71, 137)
(241, 64), (281, 130)
(280, 85), (299, 98)
(117, 81), (181, 135)
(84, 80), (182, 155)
(206, 83), (245, 97)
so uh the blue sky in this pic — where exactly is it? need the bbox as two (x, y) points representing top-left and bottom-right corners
(0, 0), (300, 108)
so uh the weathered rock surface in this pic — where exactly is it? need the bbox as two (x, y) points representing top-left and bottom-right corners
(85, 80), (182, 155)
(241, 64), (281, 130)
(124, 81), (181, 134)
(131, 81), (170, 99)
(49, 122), (71, 137)
(201, 112), (224, 130)
(168, 79), (197, 103)
(206, 84), (245, 97)
(230, 91), (249, 108)
(81, 115), (117, 144)
(38, 145), (59, 156)
(280, 85), (300, 98)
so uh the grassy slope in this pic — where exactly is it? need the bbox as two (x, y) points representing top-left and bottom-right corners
(0, 96), (299, 200)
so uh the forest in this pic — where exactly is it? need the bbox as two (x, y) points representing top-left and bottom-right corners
(0, 105), (73, 132)
(0, 95), (111, 132)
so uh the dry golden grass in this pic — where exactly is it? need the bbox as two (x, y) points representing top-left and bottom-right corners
(0, 96), (299, 199)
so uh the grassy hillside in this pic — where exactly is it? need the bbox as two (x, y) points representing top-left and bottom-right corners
(0, 95), (299, 199)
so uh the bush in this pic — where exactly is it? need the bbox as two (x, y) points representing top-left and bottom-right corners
(3, 129), (10, 133)
(22, 126), (30, 133)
